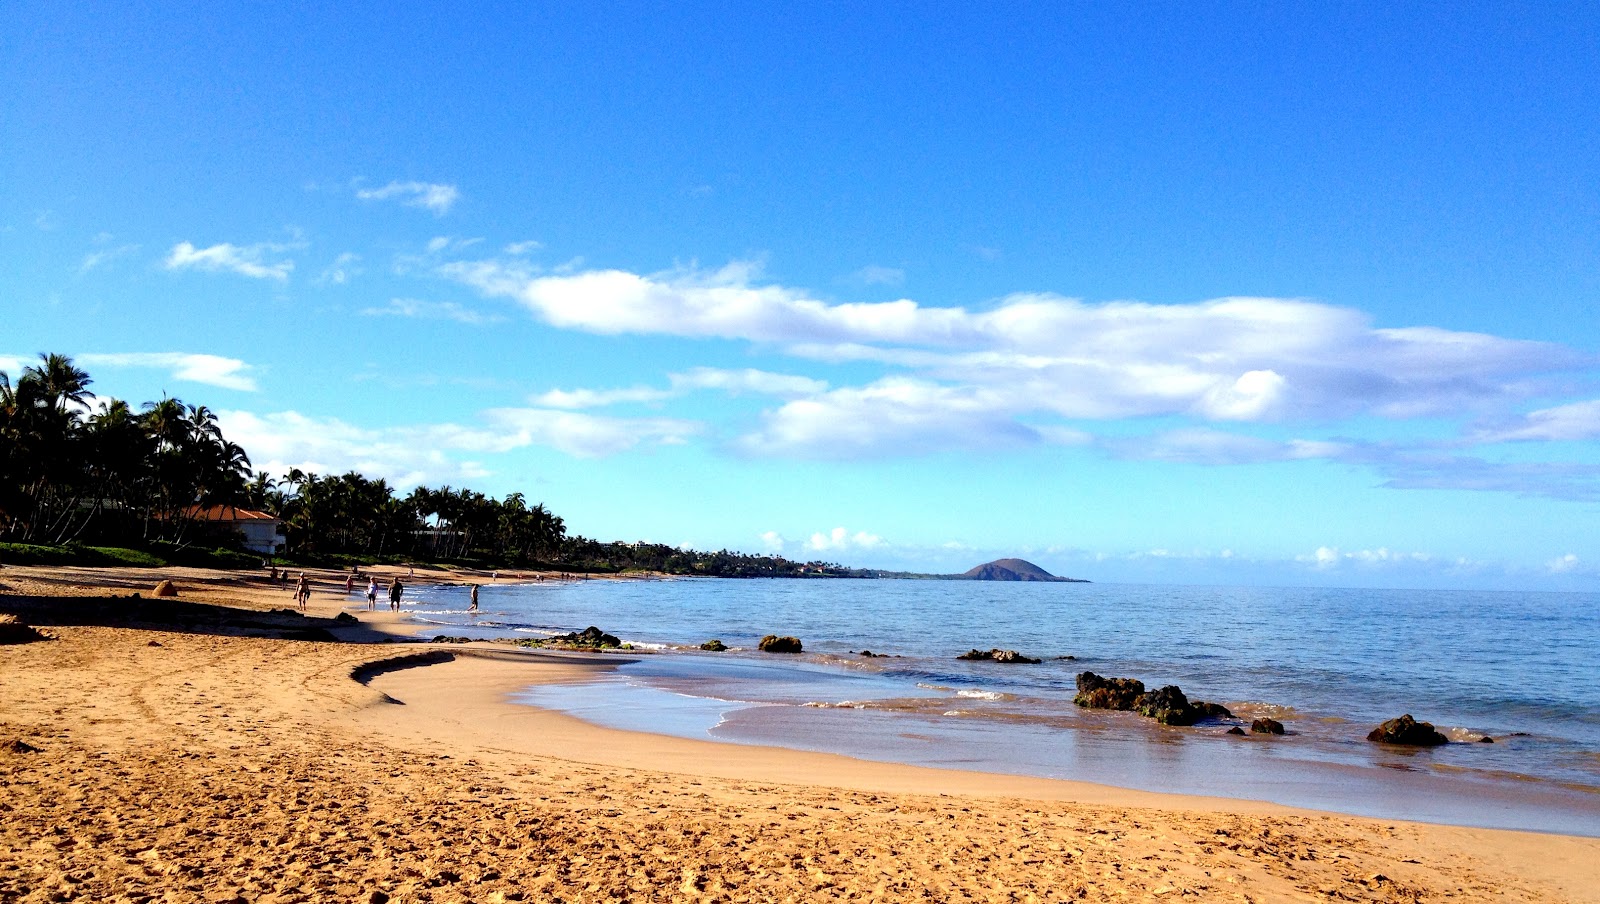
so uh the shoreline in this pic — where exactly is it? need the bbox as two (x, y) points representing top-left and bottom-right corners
(3, 565), (1599, 902)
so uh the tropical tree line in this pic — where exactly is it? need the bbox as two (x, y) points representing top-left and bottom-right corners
(0, 354), (845, 576)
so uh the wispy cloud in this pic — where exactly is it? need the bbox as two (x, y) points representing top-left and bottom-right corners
(356, 180), (460, 215)
(534, 367), (828, 410)
(165, 240), (298, 282)
(317, 252), (362, 286)
(218, 404), (701, 486)
(855, 264), (905, 287)
(78, 243), (140, 274)
(360, 298), (502, 325)
(77, 352), (260, 392)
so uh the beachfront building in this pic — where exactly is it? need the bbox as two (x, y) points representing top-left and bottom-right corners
(183, 505), (285, 555)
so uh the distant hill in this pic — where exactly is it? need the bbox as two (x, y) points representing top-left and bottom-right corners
(958, 558), (1088, 582)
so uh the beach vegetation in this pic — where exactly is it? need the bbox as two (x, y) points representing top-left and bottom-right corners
(0, 354), (851, 578)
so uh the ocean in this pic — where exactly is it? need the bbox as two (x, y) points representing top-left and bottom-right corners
(389, 577), (1600, 836)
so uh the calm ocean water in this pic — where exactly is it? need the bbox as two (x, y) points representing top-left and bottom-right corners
(389, 578), (1600, 835)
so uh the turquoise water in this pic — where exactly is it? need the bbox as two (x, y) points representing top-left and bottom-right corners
(392, 578), (1600, 835)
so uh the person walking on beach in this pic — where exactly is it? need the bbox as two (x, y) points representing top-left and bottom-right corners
(388, 577), (403, 611)
(468, 583), (479, 612)
(344, 572), (354, 594)
(365, 576), (379, 610)
(295, 573), (311, 610)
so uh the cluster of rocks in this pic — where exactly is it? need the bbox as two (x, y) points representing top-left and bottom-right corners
(1073, 672), (1232, 726)
(957, 648), (1041, 664)
(526, 625), (623, 650)
(684, 635), (1482, 748)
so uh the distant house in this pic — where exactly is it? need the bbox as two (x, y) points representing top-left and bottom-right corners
(184, 505), (284, 555)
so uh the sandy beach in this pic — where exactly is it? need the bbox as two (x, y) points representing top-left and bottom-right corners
(3, 565), (1597, 903)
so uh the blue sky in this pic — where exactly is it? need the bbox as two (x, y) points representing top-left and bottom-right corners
(4, 3), (1599, 589)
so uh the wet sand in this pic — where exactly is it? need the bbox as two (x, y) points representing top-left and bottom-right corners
(2, 564), (1598, 902)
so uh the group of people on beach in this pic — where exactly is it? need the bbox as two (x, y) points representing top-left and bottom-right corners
(270, 563), (490, 615)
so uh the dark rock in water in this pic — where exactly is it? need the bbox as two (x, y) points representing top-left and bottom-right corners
(1367, 714), (1448, 746)
(1135, 686), (1198, 725)
(1056, 655), (1077, 661)
(758, 634), (803, 653)
(1478, 736), (1495, 743)
(1226, 726), (1247, 736)
(1251, 718), (1285, 735)
(1074, 672), (1145, 710)
(700, 639), (728, 652)
(549, 626), (622, 649)
(958, 648), (1041, 664)
(858, 650), (877, 657)
(431, 635), (473, 644)
(1128, 685), (1232, 726)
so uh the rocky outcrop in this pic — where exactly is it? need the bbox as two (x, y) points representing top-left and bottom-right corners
(152, 580), (178, 597)
(959, 559), (1088, 582)
(700, 639), (728, 652)
(758, 634), (803, 653)
(1073, 672), (1145, 710)
(957, 648), (1041, 664)
(1367, 714), (1448, 746)
(548, 626), (622, 649)
(1074, 672), (1229, 725)
(1251, 718), (1285, 735)
(1133, 685), (1232, 726)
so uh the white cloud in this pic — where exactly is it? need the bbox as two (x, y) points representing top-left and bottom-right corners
(856, 264), (905, 286)
(357, 180), (460, 215)
(78, 243), (140, 274)
(758, 531), (786, 552)
(1547, 553), (1581, 574)
(737, 378), (1038, 458)
(77, 353), (260, 392)
(1474, 400), (1600, 443)
(165, 241), (296, 281)
(442, 259), (1577, 428)
(360, 298), (502, 325)
(1297, 546), (1436, 571)
(317, 252), (362, 286)
(534, 368), (829, 410)
(219, 404), (699, 485)
(504, 240), (543, 255)
(0, 355), (25, 377)
(1109, 428), (1348, 465)
(805, 527), (885, 552)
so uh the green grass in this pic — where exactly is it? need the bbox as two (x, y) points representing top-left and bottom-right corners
(0, 542), (257, 569)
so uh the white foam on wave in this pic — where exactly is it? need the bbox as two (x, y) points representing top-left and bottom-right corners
(956, 689), (1009, 701)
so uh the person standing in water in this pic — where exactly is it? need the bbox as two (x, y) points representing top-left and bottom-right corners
(388, 577), (403, 611)
(468, 583), (479, 612)
(365, 576), (379, 610)
(295, 573), (311, 610)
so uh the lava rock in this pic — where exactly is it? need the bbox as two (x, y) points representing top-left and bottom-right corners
(153, 579), (178, 597)
(1226, 726), (1247, 735)
(700, 639), (728, 652)
(1074, 672), (1146, 710)
(1251, 718), (1285, 735)
(549, 626), (622, 649)
(958, 648), (1041, 664)
(1367, 714), (1448, 746)
(758, 634), (803, 654)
